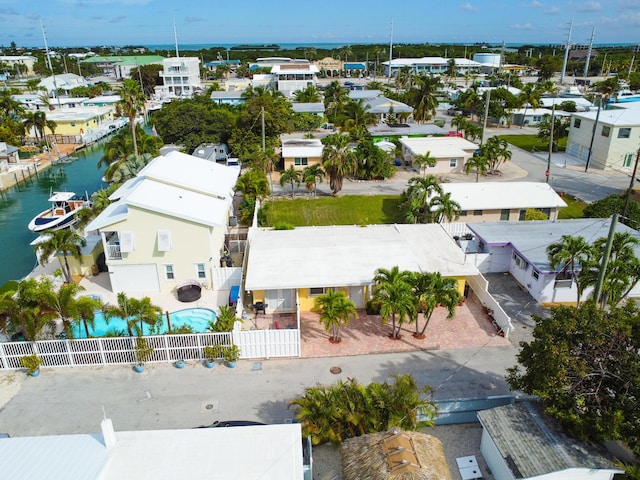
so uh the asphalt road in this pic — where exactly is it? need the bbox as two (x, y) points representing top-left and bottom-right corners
(0, 346), (516, 436)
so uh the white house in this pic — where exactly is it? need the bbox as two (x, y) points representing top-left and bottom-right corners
(157, 57), (201, 98)
(440, 182), (567, 223)
(511, 107), (571, 127)
(478, 402), (622, 480)
(383, 57), (482, 77)
(0, 55), (37, 75)
(566, 108), (640, 170)
(399, 136), (479, 174)
(38, 73), (88, 97)
(465, 218), (640, 306)
(272, 64), (319, 98)
(0, 419), (307, 479)
(85, 151), (240, 295)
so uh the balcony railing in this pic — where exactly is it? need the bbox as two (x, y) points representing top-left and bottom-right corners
(106, 243), (122, 260)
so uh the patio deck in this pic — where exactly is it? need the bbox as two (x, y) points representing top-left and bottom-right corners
(246, 293), (511, 358)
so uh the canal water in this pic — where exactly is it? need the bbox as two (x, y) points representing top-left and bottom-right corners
(0, 144), (108, 286)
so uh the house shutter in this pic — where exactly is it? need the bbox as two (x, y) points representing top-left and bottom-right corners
(157, 230), (171, 252)
(119, 231), (134, 252)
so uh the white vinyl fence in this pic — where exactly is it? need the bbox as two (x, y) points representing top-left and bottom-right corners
(0, 328), (301, 370)
(468, 274), (514, 338)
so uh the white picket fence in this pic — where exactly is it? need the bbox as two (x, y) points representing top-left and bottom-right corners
(0, 329), (301, 370)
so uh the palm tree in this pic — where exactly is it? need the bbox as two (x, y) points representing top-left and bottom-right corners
(293, 85), (321, 103)
(546, 235), (592, 306)
(451, 114), (469, 134)
(413, 151), (436, 177)
(116, 79), (146, 158)
(280, 165), (302, 199)
(129, 296), (162, 336)
(410, 272), (461, 338)
(483, 136), (512, 174)
(406, 74), (441, 123)
(336, 99), (377, 133)
(23, 111), (57, 143)
(236, 169), (270, 200)
(396, 66), (414, 91)
(36, 229), (85, 284)
(401, 175), (443, 223)
(464, 155), (490, 182)
(103, 292), (136, 336)
(314, 290), (357, 343)
(321, 134), (357, 195)
(517, 83), (542, 128)
(340, 45), (353, 65)
(431, 192), (461, 223)
(302, 164), (324, 198)
(74, 295), (101, 338)
(35, 278), (85, 335)
(373, 266), (417, 339)
(0, 89), (25, 118)
(323, 80), (349, 121)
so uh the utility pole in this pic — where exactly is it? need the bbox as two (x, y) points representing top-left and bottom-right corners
(546, 103), (556, 183)
(583, 27), (595, 81)
(560, 18), (573, 85)
(387, 18), (393, 86)
(584, 95), (602, 172)
(481, 88), (491, 147)
(261, 106), (266, 152)
(41, 21), (61, 109)
(594, 213), (618, 308)
(621, 147), (640, 221)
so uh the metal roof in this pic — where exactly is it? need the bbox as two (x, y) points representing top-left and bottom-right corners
(281, 139), (324, 158)
(572, 107), (640, 126)
(291, 102), (325, 114)
(400, 136), (479, 156)
(478, 402), (621, 478)
(468, 218), (640, 272)
(368, 123), (447, 136)
(245, 224), (479, 291)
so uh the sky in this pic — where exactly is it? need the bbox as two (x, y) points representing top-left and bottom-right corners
(1, 0), (639, 48)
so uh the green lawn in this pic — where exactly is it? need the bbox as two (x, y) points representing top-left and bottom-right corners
(557, 193), (586, 219)
(264, 195), (403, 227)
(498, 134), (567, 153)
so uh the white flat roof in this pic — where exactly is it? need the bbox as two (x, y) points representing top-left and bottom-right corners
(573, 107), (640, 126)
(400, 136), (479, 156)
(245, 224), (479, 291)
(0, 423), (303, 480)
(137, 151), (239, 199)
(281, 139), (324, 158)
(441, 182), (567, 210)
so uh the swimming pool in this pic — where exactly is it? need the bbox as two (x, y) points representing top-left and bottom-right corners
(71, 308), (217, 338)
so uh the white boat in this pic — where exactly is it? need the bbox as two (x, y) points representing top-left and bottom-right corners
(615, 88), (640, 103)
(28, 191), (92, 233)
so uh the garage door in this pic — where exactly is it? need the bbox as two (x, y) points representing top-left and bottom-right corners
(109, 264), (160, 293)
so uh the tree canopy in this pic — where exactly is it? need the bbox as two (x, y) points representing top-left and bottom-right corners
(506, 302), (640, 456)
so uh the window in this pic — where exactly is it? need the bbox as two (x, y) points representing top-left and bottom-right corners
(601, 125), (611, 138)
(460, 210), (468, 216)
(195, 263), (206, 279)
(309, 287), (333, 296)
(164, 264), (175, 280)
(618, 128), (631, 139)
(513, 252), (528, 270)
(519, 209), (527, 221)
(294, 157), (308, 166)
(473, 210), (483, 216)
(533, 116), (542, 122)
(532, 270), (539, 280)
(500, 209), (510, 221)
(624, 153), (634, 168)
(449, 158), (457, 168)
(573, 118), (581, 128)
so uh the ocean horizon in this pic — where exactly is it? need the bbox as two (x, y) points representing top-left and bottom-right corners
(140, 41), (639, 52)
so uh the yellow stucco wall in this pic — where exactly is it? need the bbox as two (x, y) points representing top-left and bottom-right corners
(107, 207), (226, 292)
(251, 290), (265, 303)
(44, 109), (115, 135)
(283, 156), (322, 171)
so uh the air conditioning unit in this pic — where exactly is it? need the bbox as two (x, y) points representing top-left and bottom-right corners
(229, 216), (238, 227)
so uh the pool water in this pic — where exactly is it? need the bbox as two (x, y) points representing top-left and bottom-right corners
(72, 308), (217, 338)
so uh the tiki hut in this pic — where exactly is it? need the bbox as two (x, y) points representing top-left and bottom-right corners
(340, 427), (452, 480)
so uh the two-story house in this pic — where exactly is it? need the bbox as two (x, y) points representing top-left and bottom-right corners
(566, 107), (640, 170)
(85, 151), (239, 294)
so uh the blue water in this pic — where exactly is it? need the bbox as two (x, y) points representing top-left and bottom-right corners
(0, 144), (108, 285)
(73, 308), (217, 338)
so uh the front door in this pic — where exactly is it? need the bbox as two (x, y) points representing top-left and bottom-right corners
(265, 289), (295, 312)
(348, 286), (365, 308)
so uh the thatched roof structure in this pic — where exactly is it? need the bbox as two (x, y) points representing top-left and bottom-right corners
(340, 428), (451, 480)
